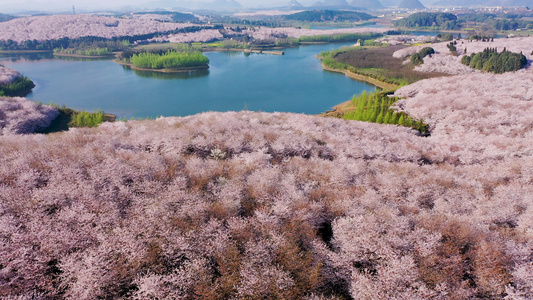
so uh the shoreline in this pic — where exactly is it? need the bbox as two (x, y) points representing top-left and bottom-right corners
(321, 64), (399, 92)
(319, 64), (399, 118)
(206, 48), (284, 55)
(0, 50), (53, 54)
(53, 52), (115, 59)
(114, 59), (209, 73)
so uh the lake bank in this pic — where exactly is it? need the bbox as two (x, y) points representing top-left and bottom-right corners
(321, 64), (398, 91)
(207, 48), (285, 55)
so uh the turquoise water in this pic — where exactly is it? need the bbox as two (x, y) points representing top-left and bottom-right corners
(1, 43), (376, 119)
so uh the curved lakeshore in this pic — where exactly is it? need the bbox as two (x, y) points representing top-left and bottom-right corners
(114, 59), (209, 73)
(321, 63), (398, 92)
(319, 63), (398, 117)
(2, 42), (374, 118)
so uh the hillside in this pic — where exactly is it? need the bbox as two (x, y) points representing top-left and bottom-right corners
(0, 97), (58, 135)
(434, 0), (532, 6)
(394, 12), (458, 28)
(350, 0), (384, 9)
(0, 65), (21, 85)
(393, 36), (533, 74)
(311, 0), (351, 8)
(398, 0), (425, 9)
(2, 32), (533, 296)
(2, 36), (533, 298)
(0, 15), (195, 43)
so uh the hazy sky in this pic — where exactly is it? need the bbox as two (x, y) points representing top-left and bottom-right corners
(0, 0), (296, 11)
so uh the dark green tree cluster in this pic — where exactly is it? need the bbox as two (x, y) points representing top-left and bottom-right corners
(447, 41), (458, 55)
(411, 47), (435, 65)
(0, 76), (35, 97)
(469, 35), (494, 42)
(283, 10), (373, 22)
(461, 47), (528, 73)
(342, 91), (429, 134)
(394, 12), (458, 29)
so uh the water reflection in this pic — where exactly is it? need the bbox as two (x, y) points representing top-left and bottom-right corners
(0, 52), (54, 62)
(123, 66), (209, 80)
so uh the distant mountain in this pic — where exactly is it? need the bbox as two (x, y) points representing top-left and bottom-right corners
(350, 0), (384, 9)
(210, 0), (242, 9)
(398, 0), (425, 9)
(433, 0), (531, 6)
(289, 0), (305, 8)
(311, 0), (352, 8)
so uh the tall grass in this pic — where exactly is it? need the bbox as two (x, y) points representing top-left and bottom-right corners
(54, 47), (112, 56)
(129, 50), (209, 69)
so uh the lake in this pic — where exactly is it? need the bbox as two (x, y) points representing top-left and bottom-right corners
(0, 43), (376, 119)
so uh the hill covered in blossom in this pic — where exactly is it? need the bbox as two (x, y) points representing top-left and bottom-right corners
(0, 14), (392, 46)
(147, 26), (391, 43)
(0, 15), (195, 43)
(2, 73), (533, 298)
(0, 97), (58, 135)
(1, 36), (533, 298)
(0, 65), (20, 85)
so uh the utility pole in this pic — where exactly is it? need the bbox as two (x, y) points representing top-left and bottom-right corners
(72, 5), (76, 15)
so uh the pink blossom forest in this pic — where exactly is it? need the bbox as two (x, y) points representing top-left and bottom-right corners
(1, 13), (533, 300)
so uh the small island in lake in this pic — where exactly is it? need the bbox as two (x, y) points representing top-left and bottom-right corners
(116, 48), (210, 73)
(53, 47), (115, 59)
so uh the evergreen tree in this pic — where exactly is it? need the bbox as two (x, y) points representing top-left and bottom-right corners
(376, 111), (384, 124)
(398, 114), (406, 126)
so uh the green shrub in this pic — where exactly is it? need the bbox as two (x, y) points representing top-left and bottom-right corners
(69, 109), (105, 127)
(419, 47), (435, 58)
(411, 53), (424, 65)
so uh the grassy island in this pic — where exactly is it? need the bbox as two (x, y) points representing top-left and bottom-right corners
(53, 47), (114, 58)
(119, 48), (209, 72)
